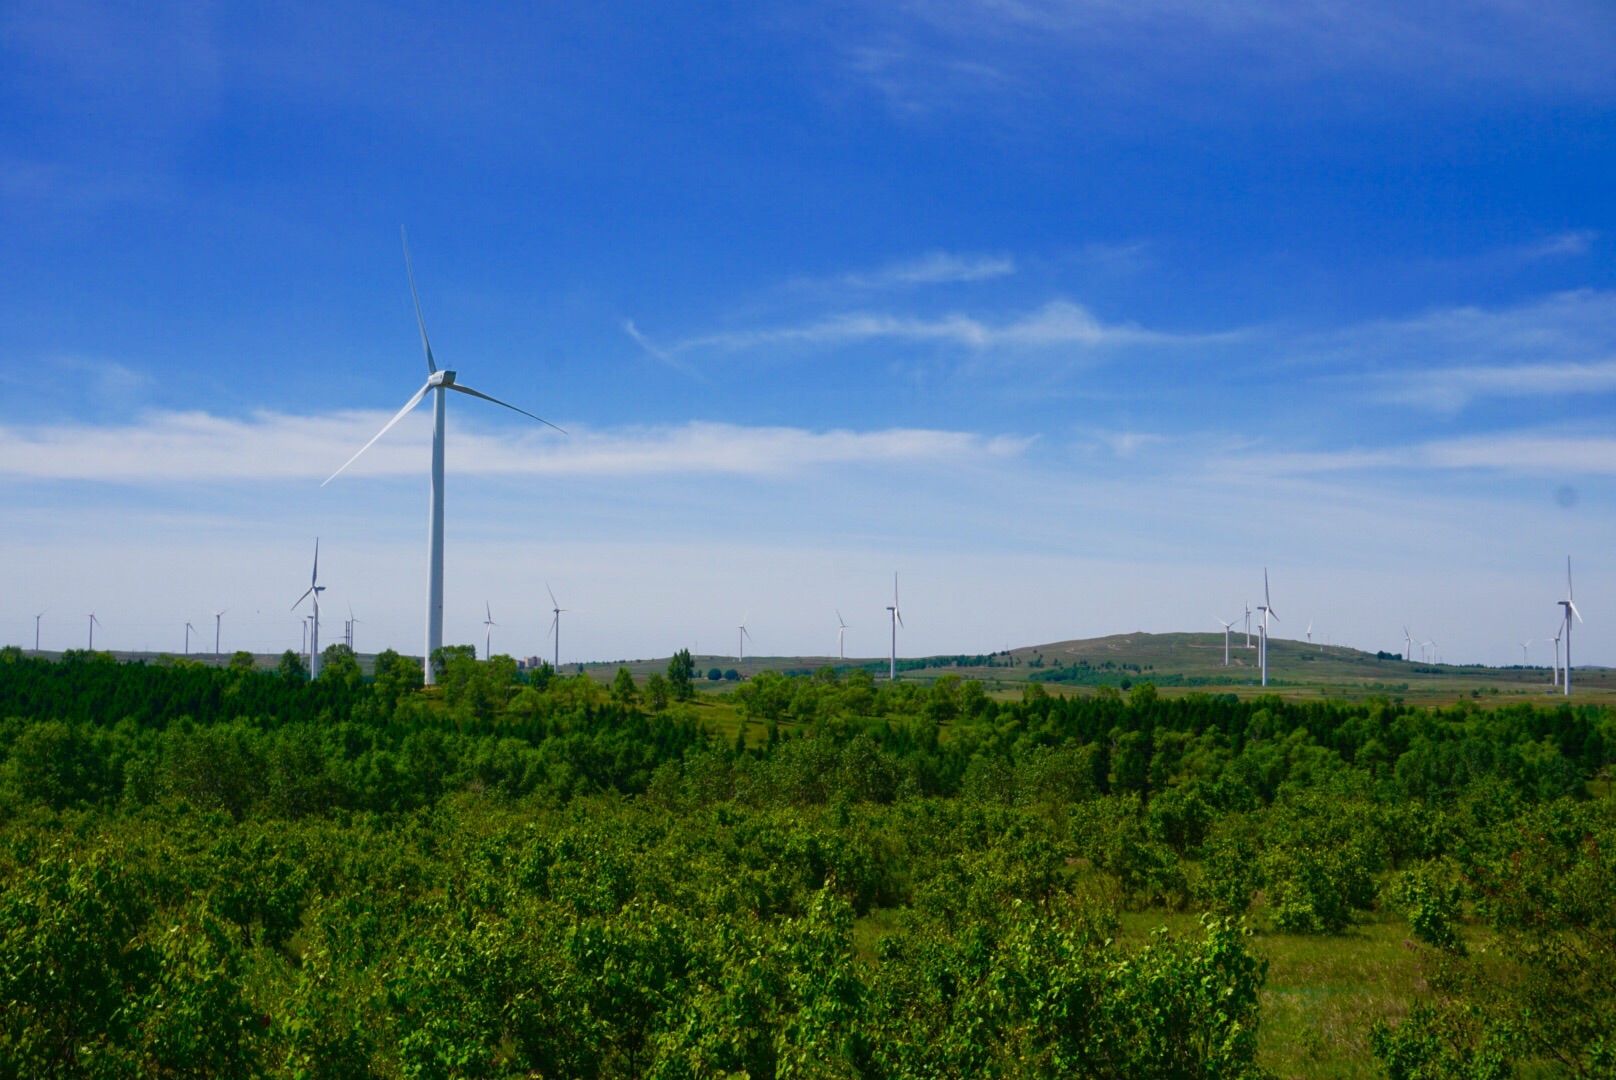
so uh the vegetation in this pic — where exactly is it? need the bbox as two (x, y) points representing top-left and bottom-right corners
(0, 644), (1611, 1077)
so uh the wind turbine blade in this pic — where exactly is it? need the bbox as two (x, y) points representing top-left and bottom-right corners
(1570, 601), (1583, 623)
(548, 614), (558, 638)
(323, 381), (432, 485)
(446, 383), (566, 433)
(1264, 568), (1270, 609)
(486, 601), (492, 622)
(547, 582), (559, 609)
(896, 610), (905, 629)
(402, 226), (437, 374)
(312, 537), (320, 585)
(292, 586), (313, 611)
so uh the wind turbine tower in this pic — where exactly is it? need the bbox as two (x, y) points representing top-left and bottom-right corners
(1559, 556), (1582, 696)
(546, 584), (566, 670)
(1520, 640), (1531, 666)
(185, 622), (196, 656)
(1402, 626), (1413, 662)
(737, 615), (751, 663)
(323, 229), (565, 686)
(836, 610), (847, 660)
(1217, 618), (1234, 666)
(483, 602), (498, 661)
(1256, 569), (1277, 687)
(214, 610), (226, 656)
(86, 612), (100, 650)
(292, 539), (325, 677)
(33, 613), (42, 653)
(1244, 603), (1252, 648)
(886, 573), (904, 681)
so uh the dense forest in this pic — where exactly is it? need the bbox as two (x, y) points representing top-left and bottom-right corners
(1, 645), (1611, 1077)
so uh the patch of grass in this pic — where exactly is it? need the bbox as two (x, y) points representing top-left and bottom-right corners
(1116, 908), (1435, 1078)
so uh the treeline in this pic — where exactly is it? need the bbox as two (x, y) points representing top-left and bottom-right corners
(0, 649), (1612, 1076)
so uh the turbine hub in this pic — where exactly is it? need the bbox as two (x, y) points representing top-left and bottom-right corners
(428, 369), (457, 387)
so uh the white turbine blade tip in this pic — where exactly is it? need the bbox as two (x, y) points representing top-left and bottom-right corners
(448, 382), (566, 433)
(323, 381), (431, 485)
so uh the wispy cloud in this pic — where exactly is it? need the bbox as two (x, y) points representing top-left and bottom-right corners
(1296, 289), (1616, 408)
(0, 411), (1029, 483)
(676, 299), (1221, 353)
(1522, 230), (1599, 260)
(830, 0), (1616, 118)
(1220, 429), (1616, 479)
(1374, 358), (1616, 411)
(839, 251), (1016, 288)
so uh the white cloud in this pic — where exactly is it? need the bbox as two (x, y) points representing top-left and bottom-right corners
(840, 251), (1016, 288)
(0, 410), (1030, 483)
(1523, 230), (1598, 259)
(1220, 430), (1616, 479)
(1375, 358), (1616, 411)
(679, 299), (1218, 353)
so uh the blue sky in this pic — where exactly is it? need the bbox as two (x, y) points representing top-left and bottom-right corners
(3, 0), (1615, 667)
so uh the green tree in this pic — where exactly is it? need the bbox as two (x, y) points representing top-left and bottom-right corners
(612, 666), (640, 705)
(668, 649), (695, 701)
(645, 673), (671, 711)
(277, 649), (308, 681)
(228, 650), (256, 672)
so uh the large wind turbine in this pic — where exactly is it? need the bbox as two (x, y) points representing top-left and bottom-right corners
(1244, 602), (1252, 648)
(886, 573), (904, 681)
(1256, 569), (1277, 687)
(836, 610), (848, 660)
(1217, 618), (1234, 666)
(1402, 625), (1413, 662)
(292, 539), (325, 677)
(347, 606), (361, 652)
(86, 612), (100, 650)
(546, 584), (566, 670)
(737, 615), (751, 663)
(33, 613), (42, 653)
(323, 229), (565, 685)
(213, 610), (226, 656)
(1559, 556), (1582, 696)
(483, 602), (498, 661)
(185, 621), (196, 656)
(1519, 640), (1532, 666)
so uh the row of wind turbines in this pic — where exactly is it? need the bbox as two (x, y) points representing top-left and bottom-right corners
(1210, 561), (1585, 694)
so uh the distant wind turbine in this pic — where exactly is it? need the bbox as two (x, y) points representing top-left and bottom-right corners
(737, 614), (751, 663)
(1559, 556), (1582, 696)
(185, 621), (196, 656)
(292, 539), (325, 677)
(1402, 625), (1413, 662)
(1305, 620), (1313, 646)
(33, 612), (42, 653)
(347, 606), (360, 653)
(886, 573), (904, 681)
(1520, 640), (1532, 666)
(1217, 618), (1234, 666)
(836, 610), (848, 660)
(1256, 569), (1277, 687)
(483, 602), (498, 661)
(213, 610), (226, 656)
(1244, 602), (1252, 648)
(1552, 622), (1563, 687)
(87, 612), (100, 651)
(546, 583), (566, 670)
(322, 228), (565, 686)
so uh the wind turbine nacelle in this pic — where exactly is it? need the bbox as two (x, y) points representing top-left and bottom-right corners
(428, 370), (458, 387)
